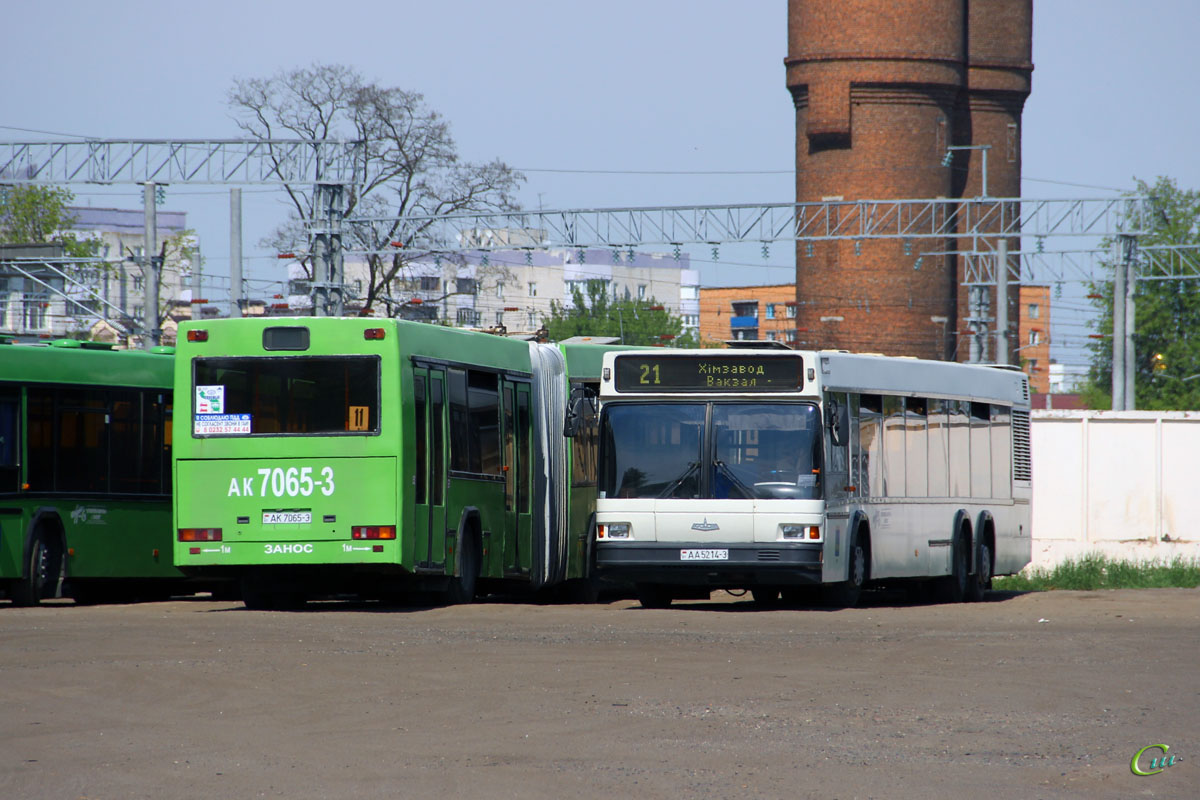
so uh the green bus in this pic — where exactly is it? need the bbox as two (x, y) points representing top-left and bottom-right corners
(1, 338), (179, 605)
(172, 317), (617, 609)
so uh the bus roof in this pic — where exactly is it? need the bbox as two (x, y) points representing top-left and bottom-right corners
(599, 347), (1029, 406)
(0, 341), (173, 389)
(179, 316), (536, 372)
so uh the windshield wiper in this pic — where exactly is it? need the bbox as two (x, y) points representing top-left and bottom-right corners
(658, 461), (700, 498)
(714, 460), (754, 499)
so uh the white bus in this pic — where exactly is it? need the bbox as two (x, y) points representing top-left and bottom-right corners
(586, 346), (1032, 608)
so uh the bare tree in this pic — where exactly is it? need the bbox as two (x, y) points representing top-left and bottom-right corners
(229, 63), (523, 314)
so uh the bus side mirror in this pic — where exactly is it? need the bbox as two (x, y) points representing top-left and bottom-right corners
(826, 398), (844, 447)
(563, 385), (594, 438)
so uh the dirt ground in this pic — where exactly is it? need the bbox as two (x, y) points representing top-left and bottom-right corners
(1, 588), (1197, 800)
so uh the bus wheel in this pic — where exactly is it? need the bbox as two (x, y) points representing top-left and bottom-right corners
(966, 540), (992, 603)
(635, 583), (673, 609)
(823, 531), (867, 608)
(444, 531), (480, 605)
(561, 577), (601, 604)
(240, 574), (277, 611)
(935, 531), (970, 604)
(11, 529), (63, 607)
(751, 588), (781, 607)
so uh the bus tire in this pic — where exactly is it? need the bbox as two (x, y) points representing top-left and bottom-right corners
(444, 529), (480, 605)
(635, 583), (672, 609)
(823, 530), (867, 608)
(561, 577), (601, 604)
(935, 530), (970, 604)
(11, 528), (63, 607)
(751, 588), (781, 607)
(966, 539), (992, 603)
(240, 576), (275, 611)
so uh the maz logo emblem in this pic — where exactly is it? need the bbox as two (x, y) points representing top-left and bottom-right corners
(691, 518), (720, 532)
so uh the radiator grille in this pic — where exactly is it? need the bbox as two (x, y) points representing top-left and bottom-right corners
(1012, 409), (1031, 481)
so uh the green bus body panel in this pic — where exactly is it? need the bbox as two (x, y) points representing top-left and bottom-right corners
(0, 500), (179, 579)
(170, 318), (632, 586)
(172, 317), (533, 577)
(0, 343), (178, 586)
(175, 457), (397, 562)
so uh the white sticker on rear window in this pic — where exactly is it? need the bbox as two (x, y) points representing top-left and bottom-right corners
(196, 385), (225, 414)
(194, 413), (251, 435)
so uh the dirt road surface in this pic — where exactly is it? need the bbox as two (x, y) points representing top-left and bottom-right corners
(2, 588), (1197, 799)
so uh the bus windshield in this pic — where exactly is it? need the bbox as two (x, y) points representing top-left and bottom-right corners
(193, 356), (380, 436)
(600, 402), (822, 500)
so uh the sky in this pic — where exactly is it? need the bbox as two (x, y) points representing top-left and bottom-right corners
(3, 0), (1198, 364)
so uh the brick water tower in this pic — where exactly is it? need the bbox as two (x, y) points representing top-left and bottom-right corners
(785, 0), (1032, 360)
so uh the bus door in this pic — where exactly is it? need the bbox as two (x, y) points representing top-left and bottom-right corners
(413, 365), (448, 571)
(501, 379), (532, 577)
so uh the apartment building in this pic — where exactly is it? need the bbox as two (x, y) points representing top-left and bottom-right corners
(333, 246), (699, 336)
(698, 284), (799, 345)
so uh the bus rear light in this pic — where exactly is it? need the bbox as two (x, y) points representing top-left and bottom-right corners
(187, 330), (208, 342)
(352, 526), (396, 540)
(189, 547), (201, 555)
(178, 528), (222, 542)
(364, 328), (386, 340)
(598, 522), (630, 540)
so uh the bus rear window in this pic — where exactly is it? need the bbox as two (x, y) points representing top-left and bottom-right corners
(192, 356), (380, 436)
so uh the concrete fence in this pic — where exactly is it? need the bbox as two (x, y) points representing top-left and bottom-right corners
(1030, 410), (1200, 569)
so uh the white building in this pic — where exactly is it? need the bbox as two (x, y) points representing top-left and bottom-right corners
(330, 246), (699, 337)
(34, 206), (195, 345)
(1048, 362), (1088, 394)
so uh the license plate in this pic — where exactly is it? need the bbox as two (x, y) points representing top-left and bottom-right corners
(680, 549), (729, 561)
(263, 511), (312, 525)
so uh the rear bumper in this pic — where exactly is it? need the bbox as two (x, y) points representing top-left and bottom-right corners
(596, 541), (823, 587)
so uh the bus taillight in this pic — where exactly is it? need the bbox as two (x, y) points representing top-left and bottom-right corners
(178, 528), (222, 542)
(352, 525), (396, 540)
(364, 328), (386, 340)
(187, 330), (208, 342)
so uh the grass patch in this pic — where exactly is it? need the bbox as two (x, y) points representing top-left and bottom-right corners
(994, 553), (1200, 592)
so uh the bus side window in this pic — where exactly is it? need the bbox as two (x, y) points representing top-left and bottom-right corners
(882, 395), (905, 498)
(414, 375), (427, 504)
(0, 390), (18, 493)
(991, 404), (1011, 500)
(858, 394), (882, 499)
(906, 397), (928, 498)
(448, 369), (469, 472)
(26, 389), (53, 491)
(826, 392), (849, 498)
(927, 399), (950, 498)
(970, 401), (991, 498)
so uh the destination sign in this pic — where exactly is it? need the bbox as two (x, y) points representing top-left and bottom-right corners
(613, 354), (803, 392)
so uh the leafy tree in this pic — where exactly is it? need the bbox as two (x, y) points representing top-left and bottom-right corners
(0, 184), (97, 258)
(228, 63), (523, 313)
(544, 280), (698, 346)
(1084, 177), (1200, 410)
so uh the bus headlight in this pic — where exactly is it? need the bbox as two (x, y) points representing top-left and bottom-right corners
(781, 525), (819, 540)
(598, 522), (631, 540)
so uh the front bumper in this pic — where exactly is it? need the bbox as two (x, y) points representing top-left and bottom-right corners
(596, 541), (823, 586)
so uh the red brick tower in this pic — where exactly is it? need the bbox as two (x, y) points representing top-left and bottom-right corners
(784, 0), (1032, 360)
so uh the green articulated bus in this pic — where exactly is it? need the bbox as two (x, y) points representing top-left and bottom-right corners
(1, 338), (181, 605)
(172, 317), (619, 609)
